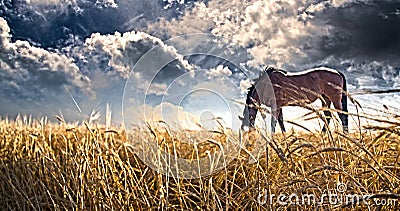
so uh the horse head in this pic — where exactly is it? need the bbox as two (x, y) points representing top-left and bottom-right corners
(240, 84), (259, 130)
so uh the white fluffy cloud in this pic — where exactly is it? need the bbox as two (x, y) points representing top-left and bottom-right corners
(149, 0), (365, 69)
(69, 30), (195, 97)
(81, 31), (192, 79)
(206, 65), (232, 78)
(0, 18), (10, 47)
(207, 0), (333, 68)
(239, 78), (252, 93)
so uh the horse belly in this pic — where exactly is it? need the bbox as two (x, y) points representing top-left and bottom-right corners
(284, 90), (319, 106)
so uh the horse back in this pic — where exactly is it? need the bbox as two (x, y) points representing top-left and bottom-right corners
(285, 68), (344, 89)
(268, 68), (344, 106)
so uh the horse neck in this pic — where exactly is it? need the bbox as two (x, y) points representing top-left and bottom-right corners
(254, 75), (277, 105)
(246, 85), (257, 103)
(249, 88), (261, 106)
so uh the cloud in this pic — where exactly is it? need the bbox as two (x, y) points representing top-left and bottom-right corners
(339, 60), (400, 89)
(148, 2), (216, 37)
(154, 1), (399, 66)
(316, 1), (400, 62)
(69, 30), (195, 97)
(0, 18), (93, 103)
(239, 79), (252, 94)
(212, 0), (340, 68)
(149, 0), (331, 69)
(0, 17), (11, 47)
(26, 0), (117, 9)
(1, 0), (201, 48)
(207, 65), (232, 78)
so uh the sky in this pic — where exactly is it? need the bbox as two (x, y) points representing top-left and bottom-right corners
(1, 0), (400, 131)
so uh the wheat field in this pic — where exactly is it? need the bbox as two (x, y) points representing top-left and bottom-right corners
(0, 110), (399, 210)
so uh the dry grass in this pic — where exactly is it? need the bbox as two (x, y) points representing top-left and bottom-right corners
(0, 112), (399, 210)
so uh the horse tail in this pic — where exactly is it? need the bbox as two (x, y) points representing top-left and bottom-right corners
(338, 71), (348, 131)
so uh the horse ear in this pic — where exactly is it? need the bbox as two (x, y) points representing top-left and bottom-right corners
(238, 115), (244, 121)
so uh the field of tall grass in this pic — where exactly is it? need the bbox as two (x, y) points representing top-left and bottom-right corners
(0, 108), (399, 210)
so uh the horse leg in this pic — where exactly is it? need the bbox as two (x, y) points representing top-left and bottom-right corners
(321, 95), (332, 133)
(271, 108), (278, 134)
(339, 113), (348, 133)
(332, 97), (348, 133)
(278, 108), (286, 133)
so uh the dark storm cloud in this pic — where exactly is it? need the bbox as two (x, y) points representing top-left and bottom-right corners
(316, 1), (400, 63)
(0, 17), (94, 119)
(0, 18), (92, 95)
(0, 0), (203, 48)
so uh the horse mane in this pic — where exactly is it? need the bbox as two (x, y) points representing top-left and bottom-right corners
(264, 66), (287, 75)
(252, 66), (287, 84)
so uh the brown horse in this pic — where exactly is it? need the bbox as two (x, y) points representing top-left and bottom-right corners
(240, 66), (348, 133)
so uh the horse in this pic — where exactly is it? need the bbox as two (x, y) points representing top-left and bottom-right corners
(240, 66), (348, 133)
